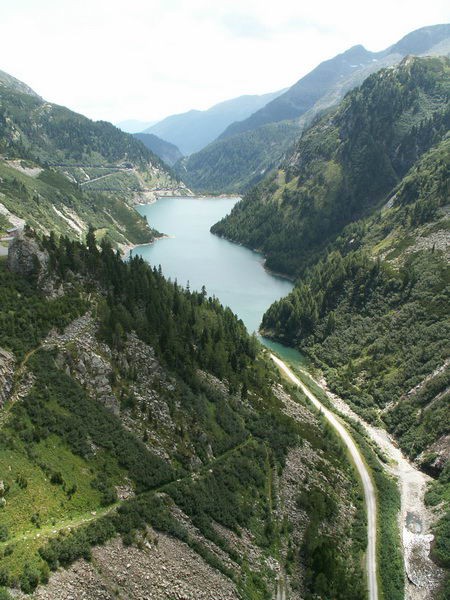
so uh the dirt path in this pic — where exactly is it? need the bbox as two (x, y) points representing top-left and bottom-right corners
(311, 373), (445, 600)
(271, 354), (379, 600)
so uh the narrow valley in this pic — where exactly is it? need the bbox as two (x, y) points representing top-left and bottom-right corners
(0, 12), (449, 600)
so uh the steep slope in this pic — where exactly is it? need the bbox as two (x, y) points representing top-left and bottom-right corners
(212, 56), (450, 274)
(180, 24), (450, 194)
(133, 132), (183, 166)
(0, 160), (153, 248)
(213, 54), (450, 460)
(213, 57), (450, 593)
(0, 69), (41, 98)
(221, 45), (378, 139)
(0, 232), (368, 600)
(177, 120), (300, 194)
(259, 137), (450, 586)
(0, 70), (188, 247)
(145, 89), (284, 155)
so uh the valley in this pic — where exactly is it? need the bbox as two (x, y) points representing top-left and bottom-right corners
(0, 16), (449, 600)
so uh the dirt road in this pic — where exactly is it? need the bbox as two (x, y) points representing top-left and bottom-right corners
(271, 354), (379, 600)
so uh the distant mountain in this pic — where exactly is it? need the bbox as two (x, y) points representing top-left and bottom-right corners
(221, 23), (450, 139)
(180, 24), (450, 194)
(177, 121), (300, 194)
(133, 132), (183, 166)
(116, 119), (156, 133)
(144, 89), (285, 155)
(220, 44), (377, 139)
(0, 69), (188, 249)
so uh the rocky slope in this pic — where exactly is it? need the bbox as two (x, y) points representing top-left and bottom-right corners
(0, 233), (368, 600)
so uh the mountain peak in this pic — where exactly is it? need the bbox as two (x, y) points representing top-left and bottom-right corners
(0, 68), (41, 99)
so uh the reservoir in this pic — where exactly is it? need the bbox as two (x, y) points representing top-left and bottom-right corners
(134, 196), (305, 364)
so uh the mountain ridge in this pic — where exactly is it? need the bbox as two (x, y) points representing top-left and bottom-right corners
(178, 23), (450, 194)
(144, 89), (285, 155)
(133, 132), (183, 166)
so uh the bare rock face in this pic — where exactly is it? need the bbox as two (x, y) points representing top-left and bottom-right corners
(7, 232), (49, 281)
(0, 347), (15, 407)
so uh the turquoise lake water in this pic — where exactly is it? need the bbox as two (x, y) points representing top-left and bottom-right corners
(134, 196), (306, 366)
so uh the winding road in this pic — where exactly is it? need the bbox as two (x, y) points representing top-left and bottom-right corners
(270, 354), (378, 600)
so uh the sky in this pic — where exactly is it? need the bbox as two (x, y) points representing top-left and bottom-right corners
(0, 0), (449, 124)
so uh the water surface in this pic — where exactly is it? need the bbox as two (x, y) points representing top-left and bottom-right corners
(135, 197), (306, 365)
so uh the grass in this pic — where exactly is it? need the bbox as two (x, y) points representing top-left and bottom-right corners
(0, 160), (154, 247)
(0, 433), (127, 579)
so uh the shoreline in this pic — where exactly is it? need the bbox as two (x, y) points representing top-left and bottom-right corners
(133, 193), (242, 207)
(211, 232), (295, 283)
(262, 262), (295, 283)
(120, 233), (171, 257)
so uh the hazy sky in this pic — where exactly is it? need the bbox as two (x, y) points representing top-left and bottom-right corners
(1, 0), (449, 124)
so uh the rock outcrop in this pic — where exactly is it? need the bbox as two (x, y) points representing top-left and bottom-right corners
(0, 347), (15, 407)
(7, 232), (49, 281)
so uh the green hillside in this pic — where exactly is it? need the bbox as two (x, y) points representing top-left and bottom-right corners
(0, 232), (368, 599)
(0, 73), (187, 248)
(212, 57), (450, 275)
(209, 57), (450, 589)
(177, 121), (300, 194)
(133, 133), (183, 166)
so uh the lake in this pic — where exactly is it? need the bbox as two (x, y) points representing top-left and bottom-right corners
(134, 196), (306, 365)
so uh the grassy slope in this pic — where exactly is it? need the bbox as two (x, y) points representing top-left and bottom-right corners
(0, 161), (155, 246)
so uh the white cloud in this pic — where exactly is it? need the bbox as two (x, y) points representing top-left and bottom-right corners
(0, 0), (448, 123)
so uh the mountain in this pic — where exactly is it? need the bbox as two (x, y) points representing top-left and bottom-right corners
(144, 89), (285, 155)
(222, 24), (450, 139)
(0, 231), (369, 600)
(212, 57), (450, 582)
(179, 24), (450, 194)
(0, 69), (41, 98)
(0, 70), (188, 249)
(116, 119), (156, 133)
(176, 120), (300, 193)
(213, 54), (450, 472)
(133, 132), (183, 166)
(212, 56), (450, 274)
(220, 44), (378, 139)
